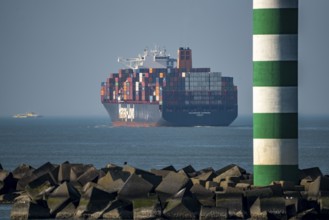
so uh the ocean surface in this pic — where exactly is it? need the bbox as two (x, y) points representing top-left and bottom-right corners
(1, 115), (329, 219)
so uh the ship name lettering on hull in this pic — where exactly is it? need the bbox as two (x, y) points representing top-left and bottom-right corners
(119, 104), (135, 121)
(188, 112), (211, 117)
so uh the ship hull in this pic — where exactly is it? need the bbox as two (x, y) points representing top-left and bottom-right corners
(103, 103), (237, 127)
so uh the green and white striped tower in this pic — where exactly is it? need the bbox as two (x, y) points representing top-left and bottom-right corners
(253, 0), (299, 186)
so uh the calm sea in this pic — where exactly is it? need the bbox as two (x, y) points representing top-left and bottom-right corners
(1, 115), (329, 219)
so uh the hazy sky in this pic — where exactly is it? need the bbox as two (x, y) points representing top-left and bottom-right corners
(1, 0), (328, 117)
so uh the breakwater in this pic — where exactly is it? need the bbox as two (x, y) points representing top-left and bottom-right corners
(1, 162), (329, 219)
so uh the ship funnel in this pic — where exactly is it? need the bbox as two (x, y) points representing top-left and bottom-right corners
(177, 47), (192, 71)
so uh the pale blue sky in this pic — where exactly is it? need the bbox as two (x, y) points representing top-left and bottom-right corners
(1, 0), (328, 116)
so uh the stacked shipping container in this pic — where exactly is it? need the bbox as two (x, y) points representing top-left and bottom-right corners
(101, 68), (170, 104)
(101, 67), (237, 110)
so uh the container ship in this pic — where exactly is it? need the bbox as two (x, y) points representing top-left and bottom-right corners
(101, 47), (237, 126)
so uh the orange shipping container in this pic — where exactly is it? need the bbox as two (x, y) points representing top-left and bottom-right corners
(100, 88), (105, 96)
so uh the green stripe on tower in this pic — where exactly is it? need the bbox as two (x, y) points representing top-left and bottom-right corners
(253, 9), (298, 35)
(253, 113), (298, 139)
(254, 165), (299, 186)
(253, 61), (298, 86)
(253, 0), (298, 186)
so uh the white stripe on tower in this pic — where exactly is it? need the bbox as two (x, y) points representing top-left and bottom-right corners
(253, 35), (298, 61)
(253, 87), (298, 113)
(253, 0), (298, 9)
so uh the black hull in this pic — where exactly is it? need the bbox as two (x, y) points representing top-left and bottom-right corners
(103, 103), (237, 127)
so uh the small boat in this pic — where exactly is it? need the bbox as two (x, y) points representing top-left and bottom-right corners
(13, 112), (42, 118)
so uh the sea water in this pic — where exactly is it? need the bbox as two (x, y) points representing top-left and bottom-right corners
(1, 115), (329, 219)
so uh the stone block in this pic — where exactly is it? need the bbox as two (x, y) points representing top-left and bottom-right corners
(308, 176), (329, 200)
(319, 196), (329, 215)
(70, 164), (93, 182)
(150, 169), (173, 177)
(118, 174), (153, 200)
(300, 176), (313, 191)
(25, 172), (57, 200)
(272, 180), (295, 191)
(10, 200), (50, 220)
(215, 164), (246, 178)
(97, 172), (113, 186)
(58, 162), (71, 183)
(205, 181), (219, 190)
(102, 199), (133, 219)
(239, 178), (253, 185)
(155, 171), (191, 196)
(219, 180), (236, 189)
(286, 198), (299, 218)
(13, 192), (31, 203)
(0, 170), (16, 194)
(245, 187), (274, 209)
(179, 165), (196, 177)
(235, 183), (251, 190)
(17, 166), (57, 192)
(163, 196), (200, 219)
(172, 188), (192, 200)
(216, 192), (245, 218)
(197, 167), (215, 174)
(47, 181), (80, 215)
(294, 185), (305, 192)
(12, 164), (34, 180)
(293, 208), (319, 219)
(75, 185), (117, 217)
(191, 178), (206, 186)
(123, 165), (152, 177)
(104, 163), (121, 169)
(139, 173), (162, 192)
(98, 172), (125, 193)
(268, 183), (284, 196)
(122, 165), (139, 174)
(190, 184), (215, 206)
(250, 197), (287, 220)
(195, 171), (216, 182)
(107, 167), (131, 182)
(55, 202), (76, 219)
(161, 165), (177, 172)
(0, 192), (19, 203)
(199, 206), (228, 220)
(28, 171), (57, 189)
(34, 162), (57, 177)
(300, 167), (322, 181)
(77, 166), (99, 186)
(224, 186), (244, 194)
(133, 196), (162, 219)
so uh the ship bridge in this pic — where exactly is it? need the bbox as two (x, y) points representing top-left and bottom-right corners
(118, 46), (176, 70)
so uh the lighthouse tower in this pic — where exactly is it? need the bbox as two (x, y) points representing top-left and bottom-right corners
(253, 0), (299, 186)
